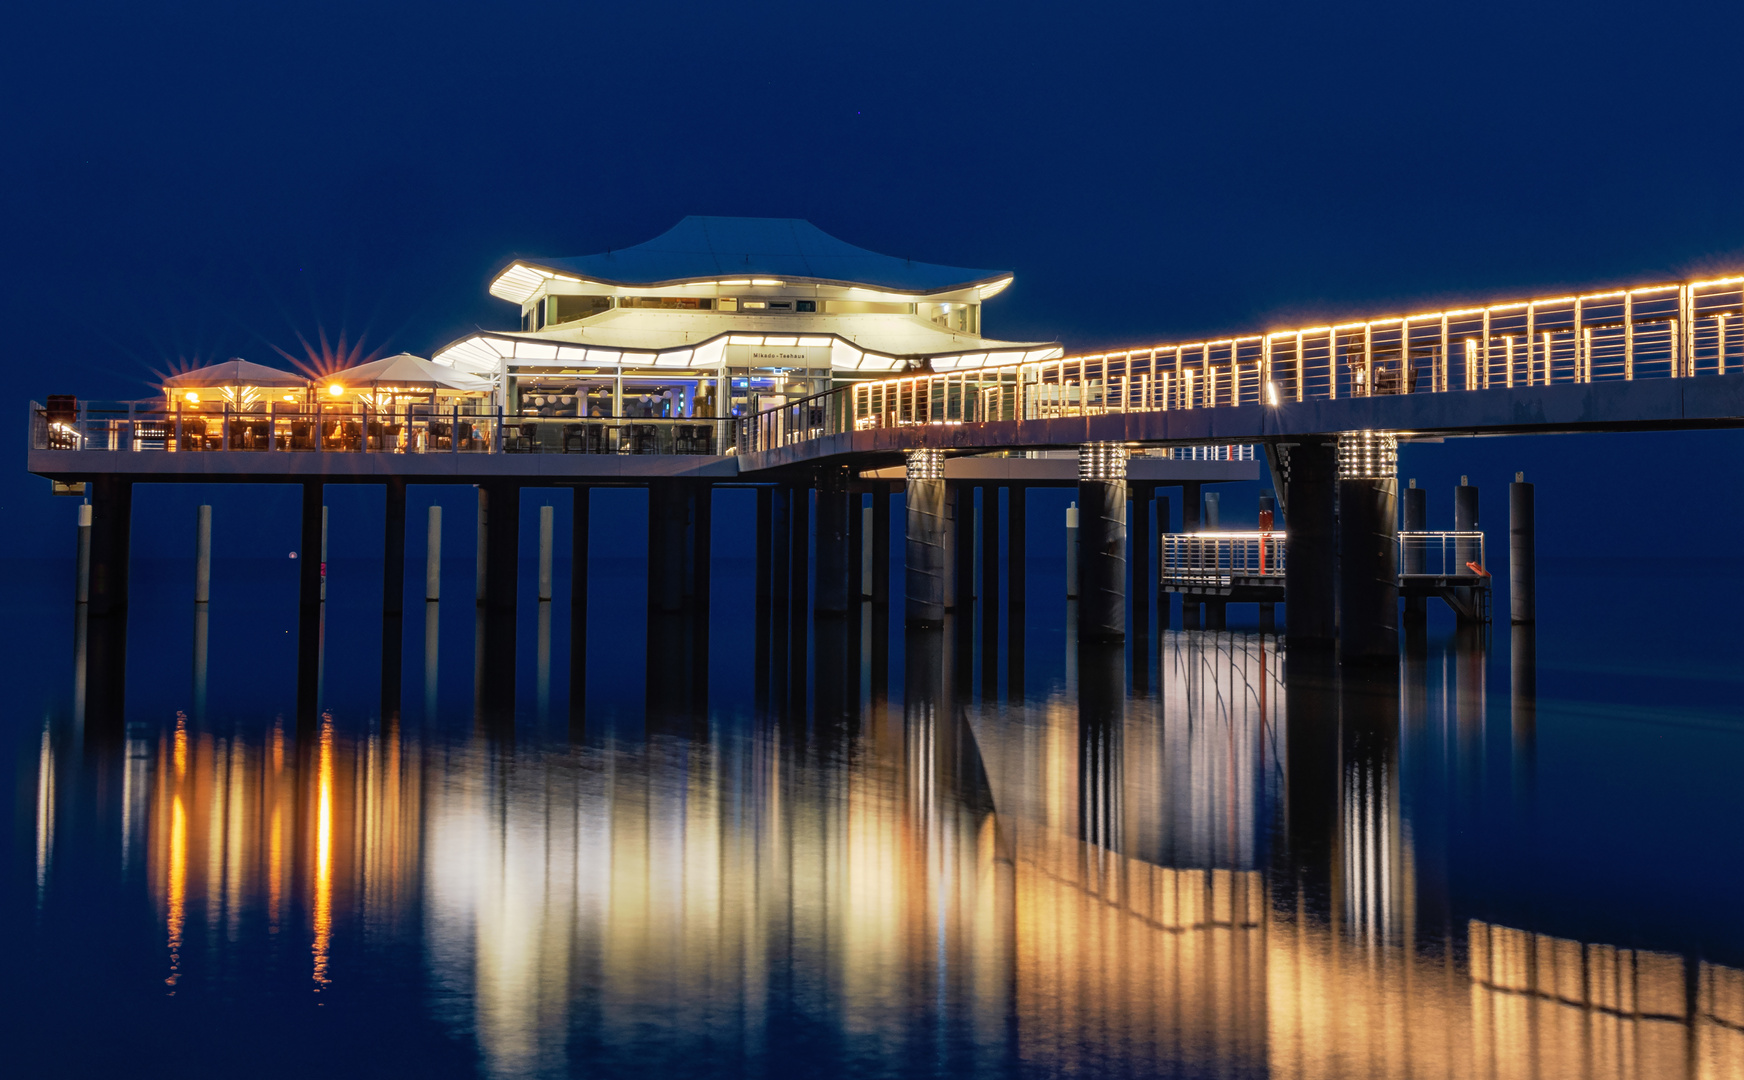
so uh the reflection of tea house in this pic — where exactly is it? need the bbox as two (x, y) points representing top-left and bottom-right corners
(432, 216), (1063, 431)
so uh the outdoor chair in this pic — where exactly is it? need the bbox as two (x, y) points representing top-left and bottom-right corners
(563, 424), (586, 453)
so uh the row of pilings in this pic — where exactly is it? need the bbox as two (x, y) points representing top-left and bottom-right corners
(66, 438), (1537, 732)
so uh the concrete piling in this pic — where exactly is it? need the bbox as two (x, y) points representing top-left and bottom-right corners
(426, 506), (442, 602)
(538, 503), (554, 602)
(75, 503), (91, 605)
(1336, 431), (1399, 662)
(194, 504), (212, 604)
(1454, 476), (1481, 623)
(1401, 479), (1426, 623)
(1510, 471), (1535, 624)
(1077, 443), (1128, 641)
(905, 450), (948, 625)
(1065, 501), (1079, 598)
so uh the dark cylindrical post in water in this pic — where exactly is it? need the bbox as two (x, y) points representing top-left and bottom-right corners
(1065, 501), (1079, 598)
(538, 504), (554, 602)
(476, 486), (489, 604)
(1454, 475), (1480, 622)
(320, 505), (328, 603)
(194, 504), (212, 604)
(1336, 431), (1399, 662)
(1510, 471), (1535, 624)
(814, 470), (850, 615)
(1401, 480), (1425, 622)
(905, 449), (947, 625)
(426, 505), (442, 602)
(1284, 442), (1338, 646)
(1077, 443), (1128, 641)
(76, 503), (91, 604)
(1258, 492), (1276, 632)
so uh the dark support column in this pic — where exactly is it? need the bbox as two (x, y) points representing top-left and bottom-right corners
(85, 475), (133, 729)
(1284, 442), (1339, 647)
(381, 478), (407, 720)
(383, 478), (407, 618)
(296, 480), (324, 723)
(1510, 472), (1535, 624)
(1337, 433), (1399, 663)
(1454, 477), (1481, 623)
(847, 488), (864, 606)
(1205, 599), (1227, 630)
(1401, 480), (1426, 624)
(814, 469), (850, 616)
(905, 451), (947, 625)
(482, 482), (521, 616)
(771, 487), (792, 609)
(1258, 491), (1277, 632)
(647, 480), (686, 614)
(88, 475), (134, 618)
(1077, 444), (1128, 642)
(1154, 494), (1172, 629)
(980, 484), (1000, 696)
(789, 483), (811, 713)
(790, 483), (811, 626)
(1006, 484), (1026, 701)
(871, 482), (891, 607)
(951, 481), (975, 611)
(1129, 482), (1153, 641)
(570, 486), (590, 733)
(477, 481), (520, 722)
(755, 487), (773, 609)
(1180, 481), (1202, 629)
(692, 483), (712, 618)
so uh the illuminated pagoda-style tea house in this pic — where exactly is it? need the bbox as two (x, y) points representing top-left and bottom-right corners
(431, 216), (1061, 450)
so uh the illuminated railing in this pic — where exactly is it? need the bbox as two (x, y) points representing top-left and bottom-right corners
(1399, 531), (1487, 578)
(29, 402), (730, 457)
(1160, 532), (1286, 585)
(737, 272), (1744, 454)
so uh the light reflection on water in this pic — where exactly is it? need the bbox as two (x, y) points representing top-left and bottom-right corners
(23, 615), (1744, 1079)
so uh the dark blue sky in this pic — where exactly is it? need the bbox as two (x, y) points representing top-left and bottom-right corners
(5, 0), (1741, 558)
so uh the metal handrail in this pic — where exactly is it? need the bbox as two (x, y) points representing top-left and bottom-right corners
(29, 402), (733, 456)
(1398, 530), (1487, 577)
(735, 272), (1744, 454)
(1160, 531), (1287, 583)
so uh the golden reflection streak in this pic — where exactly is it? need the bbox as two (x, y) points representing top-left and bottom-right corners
(35, 724), (53, 904)
(164, 716), (188, 991)
(312, 712), (334, 991)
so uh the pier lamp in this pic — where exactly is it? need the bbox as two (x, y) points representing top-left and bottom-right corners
(1265, 381), (1280, 406)
(184, 391), (200, 404)
(327, 383), (344, 397)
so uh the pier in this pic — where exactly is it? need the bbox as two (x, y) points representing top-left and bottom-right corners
(39, 235), (1744, 720)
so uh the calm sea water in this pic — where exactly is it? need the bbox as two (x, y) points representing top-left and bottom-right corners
(9, 522), (1744, 1079)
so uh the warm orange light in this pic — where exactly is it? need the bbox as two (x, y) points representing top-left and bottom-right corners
(184, 391), (200, 404)
(327, 384), (344, 397)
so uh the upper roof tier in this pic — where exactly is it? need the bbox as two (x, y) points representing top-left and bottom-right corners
(490, 217), (1013, 303)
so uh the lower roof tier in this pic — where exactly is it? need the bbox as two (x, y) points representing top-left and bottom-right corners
(434, 329), (1063, 376)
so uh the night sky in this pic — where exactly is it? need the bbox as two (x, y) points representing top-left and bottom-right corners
(5, 0), (1742, 562)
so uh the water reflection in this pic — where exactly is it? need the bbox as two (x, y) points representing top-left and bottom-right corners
(29, 621), (1744, 1078)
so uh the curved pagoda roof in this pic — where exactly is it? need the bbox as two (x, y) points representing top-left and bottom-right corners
(490, 217), (1012, 302)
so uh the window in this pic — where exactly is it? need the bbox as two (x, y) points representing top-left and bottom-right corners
(742, 300), (768, 310)
(620, 296), (715, 310)
(795, 300), (816, 312)
(823, 300), (914, 314)
(551, 294), (613, 325)
(718, 298), (739, 312)
(920, 303), (977, 333)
